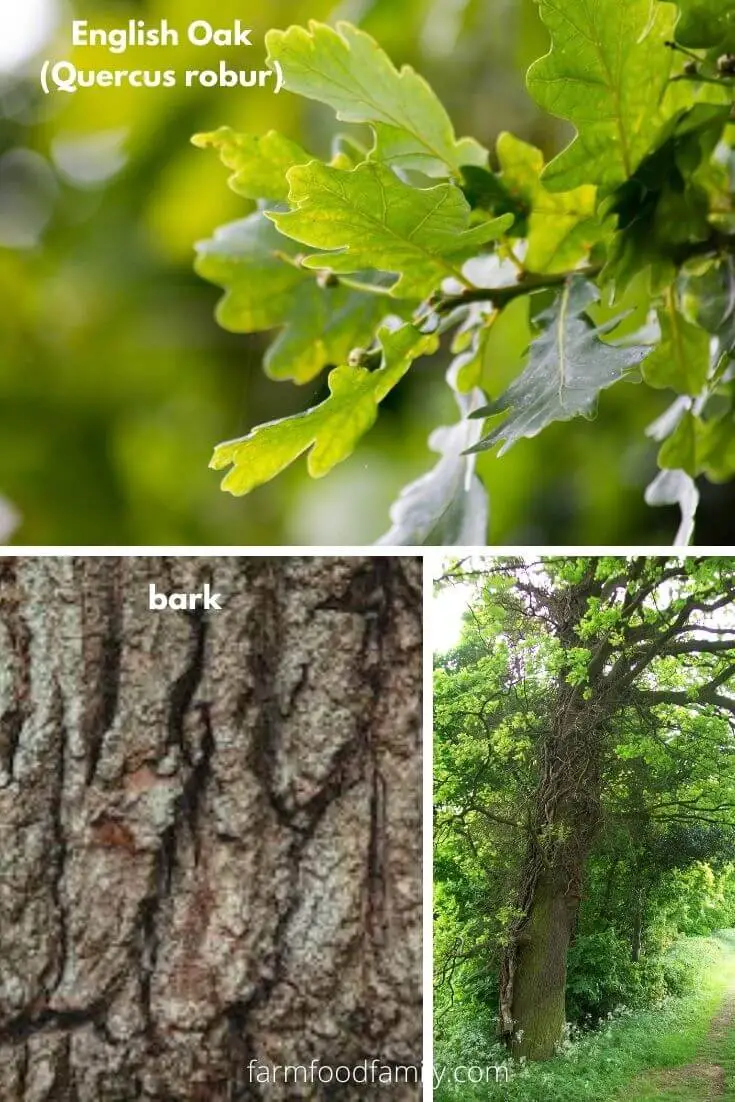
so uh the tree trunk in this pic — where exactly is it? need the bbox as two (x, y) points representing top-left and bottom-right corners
(0, 556), (422, 1101)
(499, 692), (604, 1061)
(631, 887), (647, 963)
(509, 874), (578, 1061)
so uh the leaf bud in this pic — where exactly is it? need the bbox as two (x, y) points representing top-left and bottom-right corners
(348, 346), (381, 369)
(317, 270), (340, 289)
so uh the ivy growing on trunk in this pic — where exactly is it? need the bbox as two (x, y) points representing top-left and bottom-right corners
(194, 3), (735, 545)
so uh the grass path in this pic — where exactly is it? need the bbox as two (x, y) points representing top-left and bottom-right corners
(621, 932), (735, 1101)
(436, 932), (735, 1101)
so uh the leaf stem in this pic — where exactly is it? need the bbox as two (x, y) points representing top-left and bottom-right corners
(671, 74), (735, 86)
(663, 40), (702, 64)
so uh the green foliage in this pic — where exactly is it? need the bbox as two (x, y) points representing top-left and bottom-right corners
(265, 21), (488, 178)
(643, 291), (711, 394)
(195, 213), (391, 383)
(682, 257), (735, 353)
(493, 133), (609, 274)
(659, 862), (735, 934)
(267, 161), (512, 299)
(197, 5), (735, 543)
(192, 127), (311, 201)
(674, 0), (735, 49)
(566, 930), (676, 1021)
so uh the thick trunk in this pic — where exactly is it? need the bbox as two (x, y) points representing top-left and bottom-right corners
(0, 557), (422, 1101)
(499, 693), (604, 1060)
(510, 875), (578, 1061)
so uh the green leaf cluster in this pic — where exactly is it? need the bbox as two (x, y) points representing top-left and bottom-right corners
(195, 3), (735, 544)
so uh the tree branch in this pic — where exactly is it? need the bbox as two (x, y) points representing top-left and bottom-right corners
(636, 667), (735, 715)
(662, 638), (735, 656)
(435, 236), (735, 315)
(435, 266), (601, 314)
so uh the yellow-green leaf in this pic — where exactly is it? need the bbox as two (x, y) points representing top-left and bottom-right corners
(265, 21), (487, 178)
(210, 324), (439, 495)
(192, 127), (311, 201)
(195, 213), (393, 383)
(495, 132), (608, 274)
(268, 160), (513, 299)
(527, 0), (676, 192)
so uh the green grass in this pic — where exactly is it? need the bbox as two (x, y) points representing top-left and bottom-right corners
(624, 930), (735, 1102)
(435, 932), (735, 1102)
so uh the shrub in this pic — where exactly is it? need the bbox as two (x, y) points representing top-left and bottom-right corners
(566, 929), (636, 1021)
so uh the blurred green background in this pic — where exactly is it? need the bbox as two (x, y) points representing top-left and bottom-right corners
(2, 0), (732, 545)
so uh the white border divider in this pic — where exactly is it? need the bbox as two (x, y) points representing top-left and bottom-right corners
(423, 552), (435, 1100)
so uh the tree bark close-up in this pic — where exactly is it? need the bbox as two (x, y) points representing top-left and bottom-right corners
(0, 556), (422, 1101)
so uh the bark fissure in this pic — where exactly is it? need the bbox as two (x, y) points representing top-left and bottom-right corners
(247, 567), (295, 831)
(367, 768), (389, 945)
(138, 612), (216, 1035)
(165, 606), (208, 763)
(0, 996), (116, 1044)
(0, 562), (31, 781)
(79, 560), (123, 787)
(360, 563), (394, 945)
(16, 1041), (28, 1100)
(48, 682), (70, 1000)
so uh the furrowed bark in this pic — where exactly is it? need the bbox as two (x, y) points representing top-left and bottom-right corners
(0, 556), (422, 1101)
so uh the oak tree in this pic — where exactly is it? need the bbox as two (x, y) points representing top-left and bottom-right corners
(435, 556), (735, 1059)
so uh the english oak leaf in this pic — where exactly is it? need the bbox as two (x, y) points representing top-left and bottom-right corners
(265, 21), (487, 178)
(195, 213), (393, 384)
(268, 160), (513, 299)
(642, 291), (711, 394)
(210, 324), (439, 495)
(192, 127), (311, 201)
(469, 279), (651, 454)
(527, 0), (676, 192)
